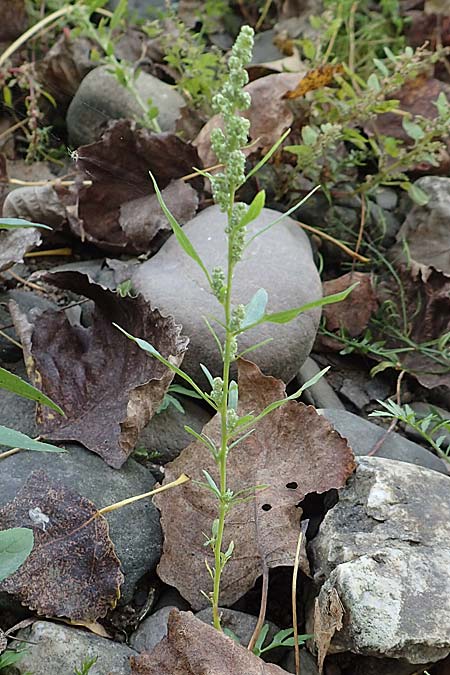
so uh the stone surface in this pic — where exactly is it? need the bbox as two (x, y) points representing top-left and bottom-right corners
(67, 65), (185, 147)
(132, 205), (322, 384)
(309, 456), (450, 665)
(298, 357), (345, 409)
(130, 605), (175, 653)
(4, 621), (136, 675)
(196, 607), (281, 662)
(0, 363), (162, 605)
(319, 408), (448, 474)
(281, 648), (320, 674)
(137, 397), (212, 463)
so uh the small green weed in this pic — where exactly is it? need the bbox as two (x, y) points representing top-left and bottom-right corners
(74, 655), (98, 675)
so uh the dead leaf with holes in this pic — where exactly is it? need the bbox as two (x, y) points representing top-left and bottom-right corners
(283, 64), (344, 99)
(154, 359), (355, 610)
(59, 120), (201, 255)
(315, 272), (378, 352)
(0, 470), (123, 620)
(130, 609), (287, 675)
(10, 271), (188, 468)
(313, 587), (344, 674)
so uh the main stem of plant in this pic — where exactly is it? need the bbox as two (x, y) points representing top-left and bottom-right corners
(212, 192), (236, 631)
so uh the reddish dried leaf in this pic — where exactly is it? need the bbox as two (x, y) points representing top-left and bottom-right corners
(154, 360), (355, 610)
(11, 271), (188, 468)
(194, 72), (301, 168)
(0, 470), (123, 620)
(130, 609), (287, 675)
(315, 273), (378, 352)
(0, 0), (27, 41)
(36, 34), (95, 104)
(62, 120), (200, 254)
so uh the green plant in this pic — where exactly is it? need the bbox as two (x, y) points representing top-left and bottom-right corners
(251, 625), (312, 657)
(0, 647), (28, 671)
(370, 400), (450, 464)
(74, 655), (98, 675)
(116, 25), (354, 631)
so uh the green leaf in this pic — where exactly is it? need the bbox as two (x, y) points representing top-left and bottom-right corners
(0, 217), (52, 230)
(0, 527), (34, 582)
(202, 470), (220, 497)
(373, 58), (389, 77)
(238, 190), (266, 229)
(0, 650), (26, 668)
(253, 624), (270, 654)
(403, 182), (429, 206)
(367, 73), (381, 92)
(369, 361), (397, 377)
(301, 126), (319, 146)
(436, 91), (449, 118)
(228, 380), (238, 411)
(0, 426), (66, 453)
(0, 367), (64, 415)
(301, 38), (316, 60)
(244, 128), (291, 183)
(260, 283), (358, 327)
(149, 172), (212, 287)
(200, 363), (215, 388)
(168, 384), (203, 399)
(402, 117), (425, 142)
(242, 288), (268, 329)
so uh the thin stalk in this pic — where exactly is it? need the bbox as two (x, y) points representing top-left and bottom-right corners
(212, 192), (236, 631)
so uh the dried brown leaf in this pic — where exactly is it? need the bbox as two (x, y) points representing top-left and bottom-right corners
(315, 272), (378, 352)
(0, 470), (123, 620)
(0, 228), (41, 272)
(194, 72), (301, 168)
(130, 609), (287, 675)
(313, 587), (344, 674)
(154, 360), (355, 609)
(11, 271), (188, 468)
(62, 120), (200, 254)
(283, 65), (344, 99)
(0, 0), (27, 41)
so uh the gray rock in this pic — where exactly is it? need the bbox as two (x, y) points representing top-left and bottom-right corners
(108, 0), (169, 15)
(4, 621), (136, 675)
(318, 408), (448, 474)
(281, 648), (319, 674)
(130, 605), (174, 653)
(0, 369), (162, 605)
(152, 586), (190, 612)
(374, 187), (398, 211)
(196, 607), (281, 662)
(137, 398), (212, 463)
(132, 205), (322, 384)
(298, 357), (344, 409)
(309, 456), (450, 665)
(67, 65), (185, 147)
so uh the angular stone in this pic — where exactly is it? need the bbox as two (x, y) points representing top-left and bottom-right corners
(5, 621), (136, 675)
(130, 605), (175, 653)
(318, 408), (448, 474)
(132, 205), (322, 384)
(309, 457), (450, 665)
(67, 66), (185, 147)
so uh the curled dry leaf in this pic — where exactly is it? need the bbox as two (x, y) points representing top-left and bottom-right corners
(154, 359), (355, 610)
(10, 271), (188, 469)
(315, 272), (378, 352)
(60, 120), (200, 254)
(0, 470), (123, 621)
(194, 72), (301, 168)
(0, 228), (41, 272)
(130, 609), (287, 675)
(313, 587), (344, 674)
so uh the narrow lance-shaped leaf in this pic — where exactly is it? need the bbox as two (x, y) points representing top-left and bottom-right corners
(228, 381), (238, 411)
(237, 190), (265, 230)
(237, 283), (358, 333)
(0, 528), (34, 582)
(0, 218), (52, 230)
(0, 426), (66, 453)
(0, 367), (64, 415)
(149, 172), (212, 287)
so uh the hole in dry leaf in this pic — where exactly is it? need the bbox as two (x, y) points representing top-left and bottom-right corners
(261, 503), (272, 511)
(286, 481), (298, 489)
(298, 489), (339, 540)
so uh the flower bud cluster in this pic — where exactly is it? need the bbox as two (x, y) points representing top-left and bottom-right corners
(211, 377), (224, 405)
(210, 26), (254, 212)
(230, 304), (245, 332)
(212, 266), (226, 302)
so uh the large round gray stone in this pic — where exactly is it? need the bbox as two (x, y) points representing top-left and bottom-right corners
(309, 456), (450, 666)
(132, 205), (322, 384)
(67, 65), (185, 147)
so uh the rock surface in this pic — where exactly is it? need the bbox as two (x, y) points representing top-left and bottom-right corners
(130, 605), (175, 653)
(309, 456), (450, 665)
(132, 205), (322, 384)
(0, 364), (162, 605)
(137, 397), (212, 463)
(5, 621), (136, 675)
(319, 408), (448, 474)
(67, 65), (185, 147)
